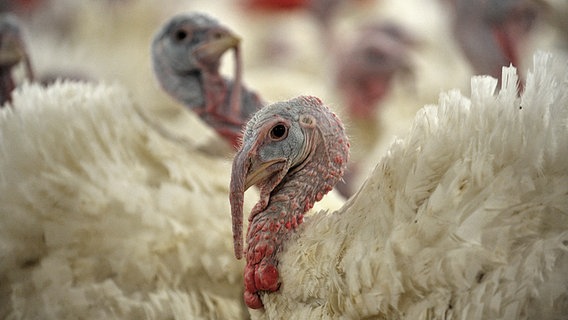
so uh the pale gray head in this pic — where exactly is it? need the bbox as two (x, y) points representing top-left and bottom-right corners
(230, 95), (349, 309)
(151, 13), (264, 148)
(151, 13), (240, 75)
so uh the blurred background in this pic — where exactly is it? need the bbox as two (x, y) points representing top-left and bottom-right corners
(1, 2), (567, 318)
(2, 0), (567, 194)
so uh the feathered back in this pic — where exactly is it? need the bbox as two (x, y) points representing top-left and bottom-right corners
(261, 52), (568, 319)
(0, 81), (250, 319)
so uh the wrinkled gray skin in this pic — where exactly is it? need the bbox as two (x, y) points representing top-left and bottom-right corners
(151, 13), (264, 147)
(230, 96), (350, 309)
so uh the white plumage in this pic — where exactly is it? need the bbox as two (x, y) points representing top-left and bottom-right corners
(0, 81), (250, 319)
(2, 2), (567, 317)
(253, 52), (568, 319)
(0, 79), (344, 319)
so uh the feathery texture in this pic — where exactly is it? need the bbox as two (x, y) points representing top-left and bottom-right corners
(0, 81), (252, 319)
(250, 51), (568, 319)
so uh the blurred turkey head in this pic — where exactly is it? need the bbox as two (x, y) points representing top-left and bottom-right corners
(335, 22), (416, 120)
(451, 0), (539, 81)
(152, 13), (264, 149)
(0, 13), (33, 106)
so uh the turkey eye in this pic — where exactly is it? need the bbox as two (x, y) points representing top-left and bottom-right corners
(174, 29), (187, 41)
(270, 124), (287, 141)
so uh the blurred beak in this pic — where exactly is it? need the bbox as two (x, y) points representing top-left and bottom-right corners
(0, 35), (26, 67)
(194, 28), (240, 65)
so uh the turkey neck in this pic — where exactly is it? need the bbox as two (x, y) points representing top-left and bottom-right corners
(246, 166), (315, 257)
(241, 138), (338, 308)
(234, 103), (350, 260)
(246, 135), (343, 260)
(200, 71), (229, 115)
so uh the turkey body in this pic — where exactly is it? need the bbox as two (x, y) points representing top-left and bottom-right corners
(245, 52), (568, 319)
(0, 81), (253, 319)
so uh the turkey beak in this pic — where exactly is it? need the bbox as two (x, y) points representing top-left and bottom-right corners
(0, 33), (27, 68)
(230, 140), (287, 260)
(194, 28), (240, 65)
(230, 141), (256, 260)
(244, 159), (288, 190)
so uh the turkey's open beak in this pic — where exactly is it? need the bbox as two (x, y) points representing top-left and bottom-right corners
(194, 28), (240, 66)
(230, 140), (287, 260)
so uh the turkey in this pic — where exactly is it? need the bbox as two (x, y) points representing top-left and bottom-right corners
(344, 0), (562, 196)
(0, 81), (255, 319)
(331, 19), (418, 196)
(151, 12), (264, 149)
(230, 51), (568, 318)
(449, 0), (539, 82)
(0, 79), (345, 319)
(0, 13), (33, 105)
(334, 21), (415, 121)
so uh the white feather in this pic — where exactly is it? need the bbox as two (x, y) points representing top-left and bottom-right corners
(0, 78), (344, 319)
(0, 81), (252, 319)
(255, 52), (568, 320)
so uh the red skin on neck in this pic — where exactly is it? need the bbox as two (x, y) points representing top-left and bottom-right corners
(238, 101), (349, 309)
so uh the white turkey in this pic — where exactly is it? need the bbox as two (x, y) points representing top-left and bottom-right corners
(0, 78), (344, 319)
(229, 51), (568, 319)
(0, 81), (253, 319)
